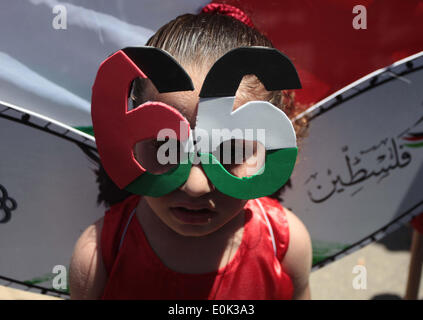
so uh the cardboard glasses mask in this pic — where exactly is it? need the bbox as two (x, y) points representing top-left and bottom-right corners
(91, 46), (301, 199)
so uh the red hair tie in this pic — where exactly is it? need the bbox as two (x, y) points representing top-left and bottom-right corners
(201, 3), (255, 29)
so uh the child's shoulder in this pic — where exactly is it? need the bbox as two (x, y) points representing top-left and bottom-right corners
(247, 197), (312, 299)
(280, 205), (312, 299)
(69, 195), (141, 299)
(69, 216), (107, 299)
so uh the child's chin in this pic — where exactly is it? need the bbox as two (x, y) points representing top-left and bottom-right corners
(168, 221), (221, 237)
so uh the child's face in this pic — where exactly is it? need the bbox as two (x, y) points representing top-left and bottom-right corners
(134, 65), (267, 237)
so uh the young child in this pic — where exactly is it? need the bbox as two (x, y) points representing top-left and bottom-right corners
(69, 4), (312, 300)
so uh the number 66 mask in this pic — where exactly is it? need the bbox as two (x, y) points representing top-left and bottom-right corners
(91, 46), (301, 200)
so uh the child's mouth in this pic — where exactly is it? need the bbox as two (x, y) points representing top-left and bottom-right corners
(169, 206), (216, 225)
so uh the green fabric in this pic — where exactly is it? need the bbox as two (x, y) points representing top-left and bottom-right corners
(74, 126), (94, 136)
(125, 159), (192, 197)
(404, 141), (423, 148)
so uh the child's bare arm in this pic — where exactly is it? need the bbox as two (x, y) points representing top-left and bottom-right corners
(69, 218), (107, 299)
(283, 209), (313, 300)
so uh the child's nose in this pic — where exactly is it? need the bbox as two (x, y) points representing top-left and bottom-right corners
(179, 164), (214, 197)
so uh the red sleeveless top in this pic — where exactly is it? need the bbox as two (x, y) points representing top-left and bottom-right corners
(100, 195), (293, 299)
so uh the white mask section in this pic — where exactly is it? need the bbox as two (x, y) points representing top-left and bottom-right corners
(194, 96), (297, 154)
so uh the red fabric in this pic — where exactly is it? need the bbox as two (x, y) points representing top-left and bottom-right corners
(202, 3), (255, 28)
(101, 195), (293, 300)
(214, 0), (423, 107)
(411, 213), (423, 235)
